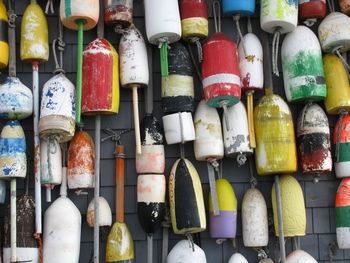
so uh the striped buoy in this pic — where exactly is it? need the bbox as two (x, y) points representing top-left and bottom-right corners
(87, 196), (112, 227)
(334, 114), (350, 178)
(104, 0), (133, 27)
(336, 178), (350, 249)
(0, 0), (8, 69)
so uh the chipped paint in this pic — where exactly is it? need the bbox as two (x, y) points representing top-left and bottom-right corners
(105, 0), (133, 26)
(106, 222), (134, 262)
(40, 138), (62, 185)
(86, 197), (112, 227)
(180, 0), (208, 40)
(299, 0), (326, 20)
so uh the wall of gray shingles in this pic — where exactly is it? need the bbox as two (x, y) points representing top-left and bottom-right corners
(0, 0), (347, 262)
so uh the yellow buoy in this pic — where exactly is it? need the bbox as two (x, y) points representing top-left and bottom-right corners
(323, 54), (350, 115)
(20, 0), (49, 62)
(272, 175), (306, 237)
(254, 94), (297, 175)
(0, 0), (8, 69)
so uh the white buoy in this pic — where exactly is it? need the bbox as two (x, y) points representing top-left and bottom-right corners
(162, 112), (195, 145)
(228, 253), (249, 263)
(40, 138), (62, 187)
(87, 196), (112, 227)
(167, 240), (207, 263)
(286, 250), (317, 263)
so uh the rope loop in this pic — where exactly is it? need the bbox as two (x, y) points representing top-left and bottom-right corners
(272, 29), (281, 76)
(52, 19), (66, 74)
(45, 0), (54, 14)
(213, 0), (221, 33)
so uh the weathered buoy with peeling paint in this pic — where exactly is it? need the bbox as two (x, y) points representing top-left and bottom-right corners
(297, 103), (332, 174)
(137, 174), (166, 234)
(43, 167), (81, 263)
(282, 26), (326, 103)
(180, 0), (208, 41)
(209, 179), (237, 239)
(223, 101), (253, 163)
(40, 137), (62, 188)
(87, 196), (112, 227)
(202, 32), (241, 108)
(136, 115), (165, 174)
(0, 120), (26, 179)
(272, 175), (306, 237)
(334, 114), (350, 178)
(259, 259), (274, 263)
(39, 73), (75, 143)
(228, 253), (248, 263)
(323, 54), (350, 115)
(254, 94), (297, 175)
(0, 77), (33, 120)
(340, 0), (350, 15)
(3, 194), (39, 263)
(82, 38), (119, 115)
(0, 180), (5, 203)
(104, 0), (133, 27)
(60, 0), (99, 30)
(299, 0), (326, 23)
(0, 0), (8, 69)
(194, 100), (224, 161)
(169, 158), (206, 234)
(163, 112), (195, 145)
(242, 188), (269, 247)
(286, 250), (318, 263)
(318, 12), (350, 53)
(167, 240), (207, 263)
(222, 0), (255, 15)
(67, 131), (95, 189)
(336, 178), (350, 248)
(20, 1), (49, 62)
(162, 42), (194, 113)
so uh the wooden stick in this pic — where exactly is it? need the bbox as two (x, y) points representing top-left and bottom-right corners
(132, 86), (142, 155)
(247, 92), (256, 148)
(116, 145), (125, 222)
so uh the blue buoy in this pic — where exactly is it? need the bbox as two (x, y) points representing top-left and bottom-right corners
(222, 0), (256, 16)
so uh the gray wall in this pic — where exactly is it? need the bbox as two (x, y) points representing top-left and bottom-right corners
(0, 0), (347, 262)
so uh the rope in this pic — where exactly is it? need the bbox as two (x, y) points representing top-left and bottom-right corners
(248, 158), (257, 188)
(187, 42), (202, 82)
(34, 233), (43, 263)
(52, 18), (66, 74)
(247, 17), (252, 33)
(186, 234), (195, 252)
(233, 15), (247, 56)
(333, 47), (350, 79)
(45, 0), (54, 14)
(46, 136), (59, 186)
(218, 160), (223, 179)
(213, 0), (221, 33)
(189, 37), (203, 63)
(254, 248), (268, 260)
(336, 109), (348, 162)
(303, 18), (317, 27)
(327, 0), (335, 13)
(272, 30), (281, 76)
(236, 153), (247, 166)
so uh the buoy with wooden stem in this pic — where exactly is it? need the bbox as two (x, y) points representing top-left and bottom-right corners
(60, 0), (99, 124)
(106, 134), (134, 262)
(119, 25), (149, 155)
(20, 0), (49, 250)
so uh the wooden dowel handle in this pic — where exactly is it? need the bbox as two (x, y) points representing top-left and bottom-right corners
(115, 145), (125, 222)
(132, 86), (142, 155)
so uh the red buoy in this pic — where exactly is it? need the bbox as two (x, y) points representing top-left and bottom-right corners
(299, 0), (326, 20)
(202, 32), (241, 108)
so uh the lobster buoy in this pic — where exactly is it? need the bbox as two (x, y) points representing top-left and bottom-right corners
(222, 0), (255, 16)
(137, 174), (166, 234)
(254, 94), (297, 175)
(202, 32), (241, 108)
(340, 0), (350, 14)
(136, 115), (165, 174)
(167, 240), (207, 263)
(286, 250), (317, 263)
(242, 188), (269, 248)
(323, 54), (350, 115)
(180, 0), (208, 41)
(82, 38), (119, 115)
(194, 100), (224, 161)
(297, 103), (332, 174)
(39, 73), (75, 143)
(3, 194), (39, 263)
(282, 25), (326, 103)
(162, 42), (194, 113)
(223, 101), (253, 163)
(43, 167), (81, 263)
(169, 159), (206, 234)
(299, 0), (326, 22)
(228, 253), (248, 263)
(20, 1), (49, 63)
(87, 196), (112, 227)
(60, 0), (99, 30)
(0, 77), (33, 120)
(272, 175), (306, 237)
(259, 259), (274, 263)
(0, 120), (26, 179)
(0, 0), (8, 69)
(334, 114), (350, 178)
(104, 0), (133, 27)
(336, 178), (350, 248)
(318, 12), (350, 54)
(162, 112), (195, 145)
(0, 180), (5, 204)
(67, 131), (95, 190)
(209, 179), (237, 239)
(40, 138), (62, 187)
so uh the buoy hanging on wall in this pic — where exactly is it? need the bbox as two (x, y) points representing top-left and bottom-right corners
(40, 138), (62, 188)
(339, 0), (350, 14)
(67, 131), (95, 190)
(169, 158), (206, 235)
(228, 253), (249, 263)
(0, 120), (26, 179)
(334, 114), (350, 178)
(242, 188), (269, 248)
(87, 196), (112, 227)
(209, 179), (237, 239)
(271, 175), (306, 237)
(336, 178), (350, 249)
(254, 94), (297, 175)
(299, 0), (326, 25)
(222, 0), (255, 15)
(162, 112), (195, 145)
(167, 240), (207, 263)
(297, 103), (332, 175)
(104, 0), (133, 27)
(282, 25), (326, 103)
(0, 0), (8, 69)
(286, 249), (318, 263)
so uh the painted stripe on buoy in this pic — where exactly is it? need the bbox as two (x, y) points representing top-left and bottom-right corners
(203, 74), (241, 89)
(65, 0), (72, 17)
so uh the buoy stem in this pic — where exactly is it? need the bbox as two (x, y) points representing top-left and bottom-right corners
(247, 92), (256, 148)
(180, 144), (185, 159)
(8, 7), (16, 77)
(46, 187), (51, 202)
(116, 145), (125, 222)
(10, 178), (16, 263)
(220, 101), (231, 131)
(160, 41), (169, 77)
(161, 207), (170, 263)
(327, 0), (335, 13)
(145, 45), (153, 115)
(132, 86), (142, 155)
(274, 175), (286, 263)
(207, 162), (220, 216)
(75, 19), (85, 124)
(272, 30), (281, 77)
(94, 115), (101, 263)
(147, 235), (153, 263)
